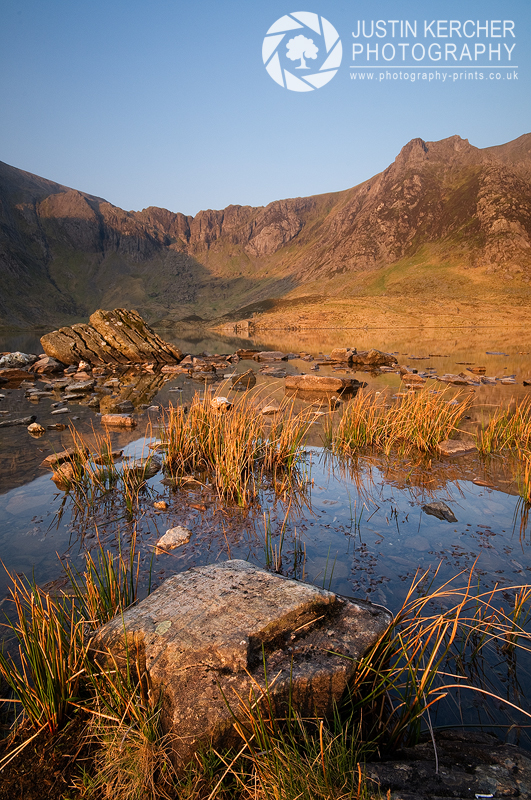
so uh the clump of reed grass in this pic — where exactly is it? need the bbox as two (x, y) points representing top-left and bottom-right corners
(0, 536), (143, 739)
(228, 696), (382, 800)
(0, 574), (88, 735)
(79, 645), (176, 800)
(327, 388), (472, 456)
(517, 450), (531, 505)
(476, 397), (531, 454)
(345, 566), (531, 754)
(62, 534), (143, 630)
(55, 424), (160, 522)
(161, 390), (313, 506)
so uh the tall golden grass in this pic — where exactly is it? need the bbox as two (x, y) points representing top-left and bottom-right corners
(476, 397), (531, 454)
(326, 388), (473, 456)
(161, 390), (315, 506)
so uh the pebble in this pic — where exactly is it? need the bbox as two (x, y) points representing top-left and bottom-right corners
(155, 525), (192, 553)
(27, 422), (46, 436)
(51, 407), (70, 415)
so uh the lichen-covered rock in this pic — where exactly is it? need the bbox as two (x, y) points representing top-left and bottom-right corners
(41, 308), (183, 366)
(95, 559), (391, 771)
(89, 308), (183, 364)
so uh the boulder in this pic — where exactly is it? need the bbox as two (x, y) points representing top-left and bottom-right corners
(65, 379), (95, 393)
(41, 323), (127, 366)
(51, 463), (76, 490)
(259, 366), (287, 378)
(0, 352), (38, 368)
(0, 368), (33, 382)
(95, 560), (391, 771)
(90, 308), (183, 364)
(401, 373), (426, 384)
(262, 400), (281, 415)
(330, 348), (356, 364)
(40, 447), (86, 468)
(41, 308), (183, 366)
(351, 350), (398, 367)
(211, 396), (233, 411)
(27, 422), (46, 437)
(122, 456), (161, 479)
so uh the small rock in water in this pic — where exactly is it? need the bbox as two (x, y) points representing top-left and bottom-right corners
(51, 407), (70, 415)
(51, 463), (76, 491)
(123, 457), (161, 479)
(0, 415), (37, 428)
(211, 396), (233, 412)
(437, 439), (477, 457)
(472, 477), (494, 488)
(41, 447), (86, 468)
(27, 422), (46, 437)
(231, 369), (256, 389)
(253, 351), (287, 362)
(93, 449), (123, 465)
(100, 414), (137, 427)
(155, 525), (192, 553)
(153, 500), (168, 511)
(422, 501), (458, 523)
(0, 352), (38, 368)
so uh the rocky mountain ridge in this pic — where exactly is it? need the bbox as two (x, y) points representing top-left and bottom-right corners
(1, 132), (530, 328)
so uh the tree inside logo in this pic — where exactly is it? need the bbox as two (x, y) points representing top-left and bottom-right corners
(262, 12), (342, 92)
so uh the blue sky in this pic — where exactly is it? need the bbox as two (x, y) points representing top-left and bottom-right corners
(0, 0), (529, 216)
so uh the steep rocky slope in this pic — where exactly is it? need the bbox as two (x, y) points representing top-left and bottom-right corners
(0, 133), (530, 328)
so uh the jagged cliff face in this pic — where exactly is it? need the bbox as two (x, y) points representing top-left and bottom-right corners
(0, 133), (530, 327)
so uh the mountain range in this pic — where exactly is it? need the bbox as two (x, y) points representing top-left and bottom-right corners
(1, 132), (530, 329)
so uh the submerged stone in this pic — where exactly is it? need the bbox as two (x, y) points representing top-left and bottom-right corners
(95, 559), (391, 771)
(422, 501), (458, 523)
(437, 439), (477, 457)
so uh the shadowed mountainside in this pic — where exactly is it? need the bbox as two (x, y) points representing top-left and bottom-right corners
(1, 133), (530, 329)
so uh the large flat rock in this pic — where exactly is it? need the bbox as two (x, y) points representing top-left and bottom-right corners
(95, 560), (391, 770)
